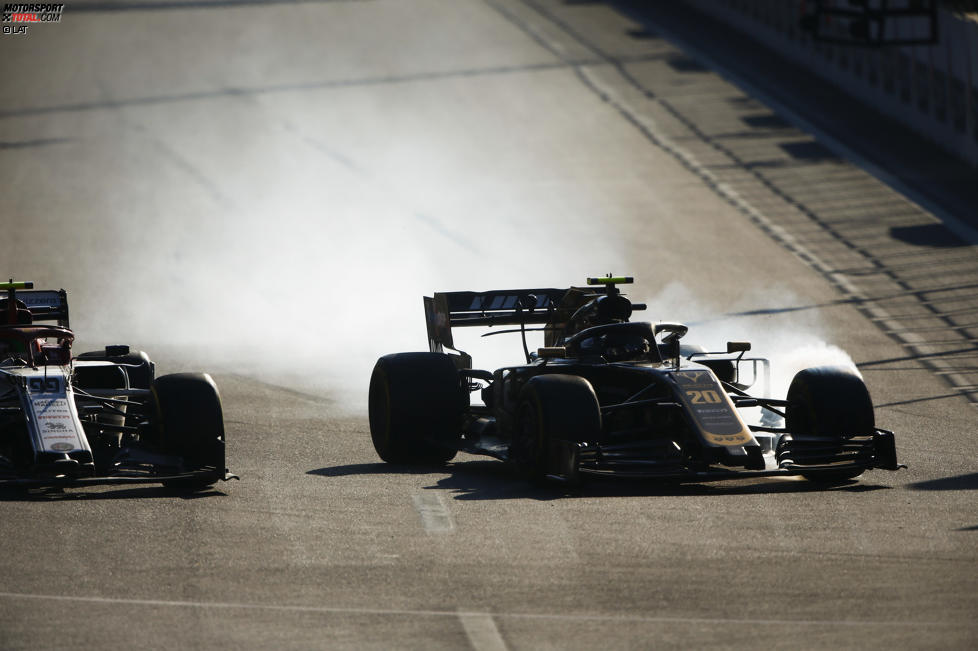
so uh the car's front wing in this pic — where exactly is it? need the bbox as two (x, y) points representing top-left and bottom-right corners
(547, 429), (903, 482)
(0, 468), (238, 489)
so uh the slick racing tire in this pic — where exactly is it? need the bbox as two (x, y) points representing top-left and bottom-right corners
(369, 353), (465, 465)
(785, 366), (874, 483)
(513, 374), (601, 481)
(153, 373), (226, 490)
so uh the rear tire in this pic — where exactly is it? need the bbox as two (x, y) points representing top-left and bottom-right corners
(785, 366), (874, 483)
(153, 373), (225, 489)
(512, 374), (601, 480)
(368, 353), (464, 465)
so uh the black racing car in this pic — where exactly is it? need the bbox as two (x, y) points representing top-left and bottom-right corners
(0, 281), (236, 490)
(369, 276), (903, 483)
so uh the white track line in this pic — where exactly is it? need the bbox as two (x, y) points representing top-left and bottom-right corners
(413, 491), (454, 533)
(459, 610), (509, 651)
(0, 591), (959, 628)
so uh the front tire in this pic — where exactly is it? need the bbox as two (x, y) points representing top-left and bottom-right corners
(153, 373), (226, 489)
(512, 374), (601, 480)
(785, 366), (874, 483)
(368, 353), (465, 465)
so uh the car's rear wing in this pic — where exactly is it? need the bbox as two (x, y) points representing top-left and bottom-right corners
(6, 287), (70, 327)
(424, 278), (647, 364)
(424, 288), (568, 354)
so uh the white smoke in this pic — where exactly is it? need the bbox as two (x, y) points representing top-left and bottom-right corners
(6, 78), (857, 414)
(64, 109), (630, 407)
(638, 281), (860, 400)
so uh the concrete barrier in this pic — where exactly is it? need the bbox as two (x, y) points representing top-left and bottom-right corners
(683, 1), (978, 168)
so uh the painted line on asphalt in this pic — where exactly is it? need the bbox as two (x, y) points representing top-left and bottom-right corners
(413, 491), (454, 533)
(0, 591), (961, 628)
(458, 610), (509, 651)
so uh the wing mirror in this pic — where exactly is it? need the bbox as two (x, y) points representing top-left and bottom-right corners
(654, 322), (688, 343)
(726, 341), (751, 354)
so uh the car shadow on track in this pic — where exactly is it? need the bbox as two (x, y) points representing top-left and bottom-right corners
(0, 486), (229, 501)
(308, 462), (450, 477)
(309, 459), (892, 501)
(907, 472), (978, 492)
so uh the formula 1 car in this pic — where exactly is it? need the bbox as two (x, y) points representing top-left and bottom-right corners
(369, 277), (903, 483)
(0, 281), (236, 490)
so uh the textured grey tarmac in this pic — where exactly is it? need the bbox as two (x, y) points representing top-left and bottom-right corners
(1, 1), (976, 649)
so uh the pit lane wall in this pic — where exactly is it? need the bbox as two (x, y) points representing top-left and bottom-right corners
(683, 1), (978, 168)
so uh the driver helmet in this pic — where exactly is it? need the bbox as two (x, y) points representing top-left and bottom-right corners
(601, 333), (650, 362)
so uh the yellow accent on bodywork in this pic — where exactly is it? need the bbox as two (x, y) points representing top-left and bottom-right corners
(0, 281), (33, 290)
(586, 276), (632, 285)
(672, 370), (755, 447)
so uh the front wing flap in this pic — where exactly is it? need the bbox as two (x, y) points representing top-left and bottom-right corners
(0, 468), (239, 489)
(546, 428), (903, 481)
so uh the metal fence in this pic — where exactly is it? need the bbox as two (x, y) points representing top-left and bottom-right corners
(683, 0), (978, 168)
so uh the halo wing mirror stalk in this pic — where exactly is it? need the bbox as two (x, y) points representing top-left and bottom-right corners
(654, 322), (688, 368)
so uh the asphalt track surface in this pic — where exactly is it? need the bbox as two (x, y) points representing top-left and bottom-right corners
(1, 1), (977, 649)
